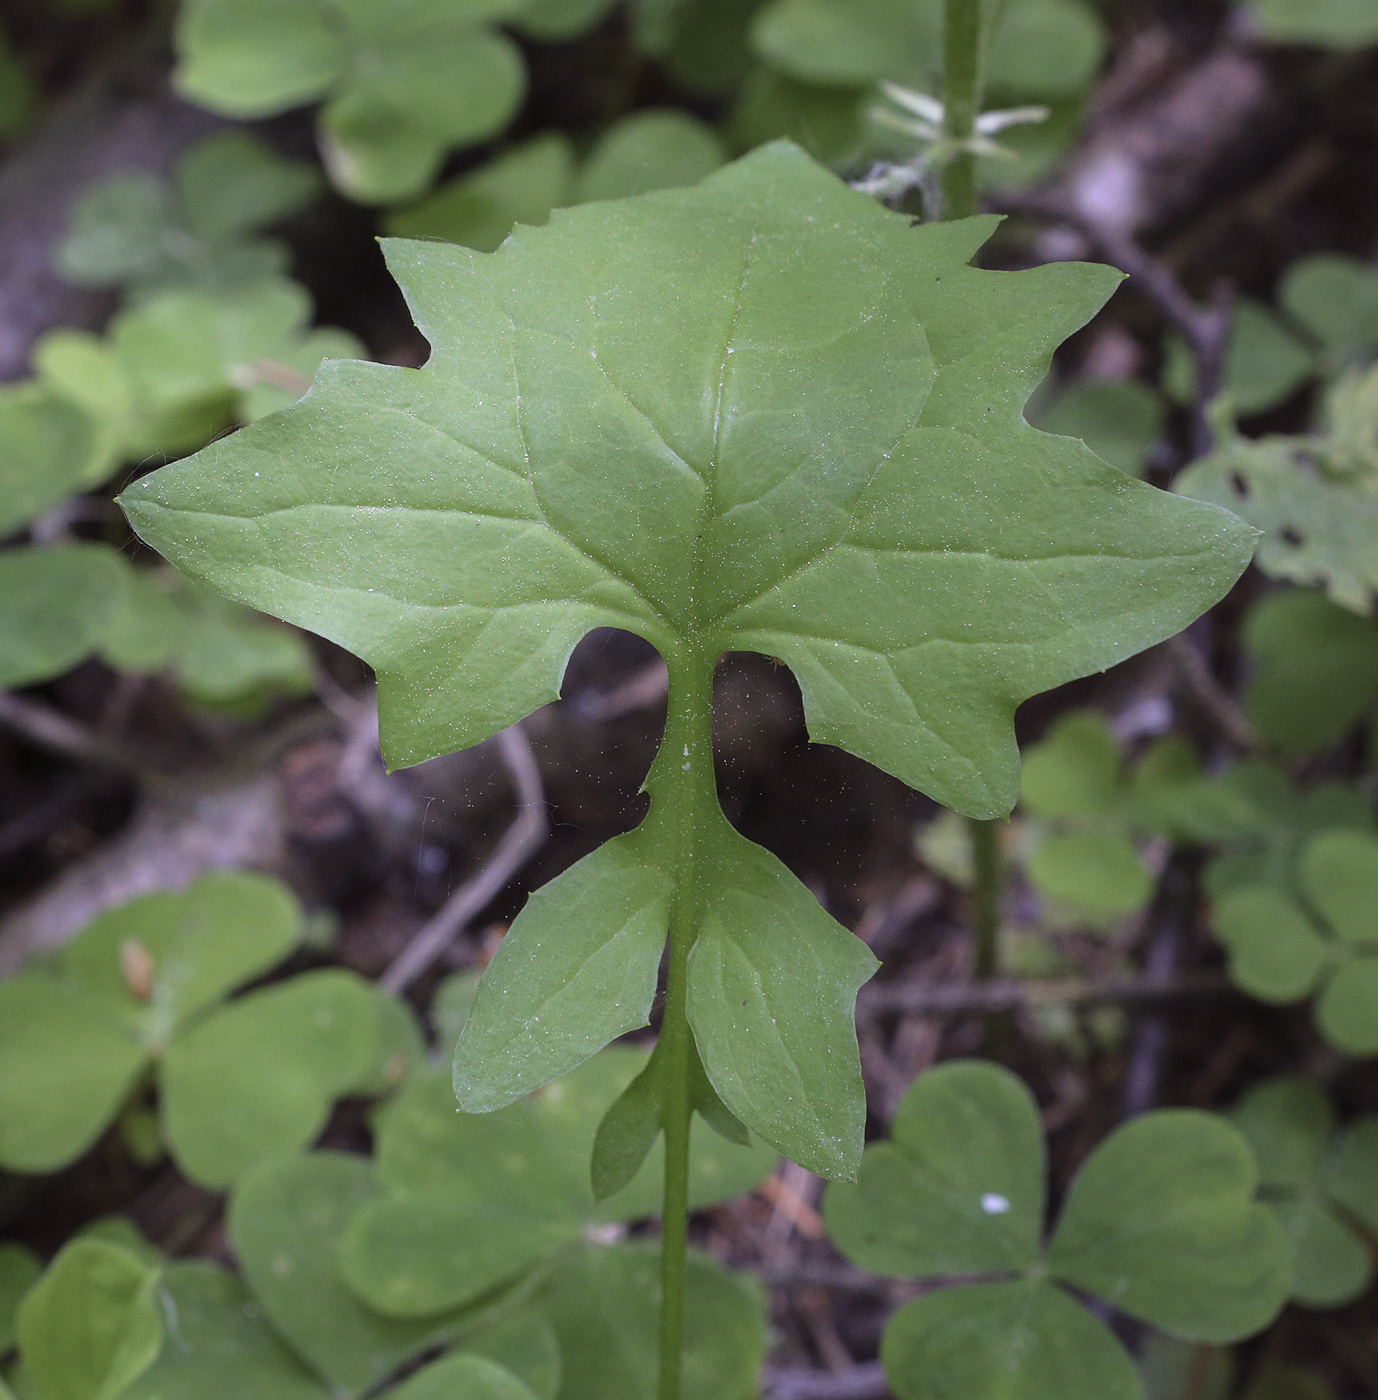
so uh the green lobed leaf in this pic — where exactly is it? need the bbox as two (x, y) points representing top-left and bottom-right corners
(1242, 589), (1378, 754)
(536, 1242), (765, 1400)
(161, 969), (380, 1188)
(16, 1241), (162, 1400)
(825, 1060), (1044, 1278)
(880, 1279), (1140, 1400)
(1046, 1109), (1290, 1341)
(229, 1153), (460, 1395)
(121, 142), (1256, 1172)
(0, 1247), (41, 1357)
(0, 545), (127, 689)
(123, 1262), (329, 1400)
(0, 977), (147, 1174)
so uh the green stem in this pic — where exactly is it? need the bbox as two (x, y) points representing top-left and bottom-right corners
(941, 0), (982, 222)
(656, 643), (717, 1400)
(967, 816), (1001, 981)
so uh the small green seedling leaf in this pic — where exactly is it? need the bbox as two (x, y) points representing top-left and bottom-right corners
(1178, 366), (1378, 616)
(0, 545), (127, 689)
(123, 144), (1256, 1181)
(574, 111), (725, 203)
(1246, 0), (1378, 48)
(0, 1246), (41, 1356)
(827, 1062), (1288, 1400)
(161, 968), (380, 1188)
(1242, 589), (1378, 754)
(386, 136), (576, 253)
(1020, 711), (1122, 818)
(16, 1241), (162, 1400)
(1046, 1110), (1291, 1341)
(1034, 379), (1163, 479)
(1280, 255), (1378, 363)
(123, 1262), (328, 1400)
(751, 0), (1104, 100)
(175, 0), (531, 202)
(382, 1354), (538, 1400)
(881, 1278), (1141, 1400)
(537, 1242), (765, 1400)
(1166, 300), (1316, 417)
(1210, 830), (1378, 1054)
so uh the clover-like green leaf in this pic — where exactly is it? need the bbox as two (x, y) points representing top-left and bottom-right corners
(162, 969), (380, 1188)
(1139, 1336), (1235, 1400)
(175, 0), (529, 202)
(1027, 830), (1153, 922)
(229, 1153), (458, 1395)
(1231, 1077), (1373, 1308)
(1242, 589), (1378, 754)
(120, 144), (1255, 1176)
(1212, 832), (1378, 1054)
(16, 1241), (162, 1400)
(0, 978), (147, 1174)
(1166, 300), (1317, 418)
(574, 111), (724, 203)
(386, 136), (575, 253)
(825, 1060), (1044, 1277)
(881, 1279), (1141, 1400)
(1046, 1110), (1290, 1341)
(383, 1354), (537, 1400)
(0, 545), (127, 689)
(61, 871), (303, 1046)
(0, 383), (102, 536)
(828, 1062), (1288, 1400)
(343, 1051), (775, 1316)
(537, 1242), (765, 1400)
(1020, 711), (1123, 818)
(124, 1262), (328, 1400)
(0, 1246), (41, 1357)
(1033, 379), (1163, 479)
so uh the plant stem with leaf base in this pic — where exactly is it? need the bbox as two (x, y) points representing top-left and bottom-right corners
(656, 642), (717, 1400)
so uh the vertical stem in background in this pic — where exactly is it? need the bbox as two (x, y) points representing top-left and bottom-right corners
(657, 644), (716, 1400)
(941, 0), (982, 223)
(967, 817), (1002, 981)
